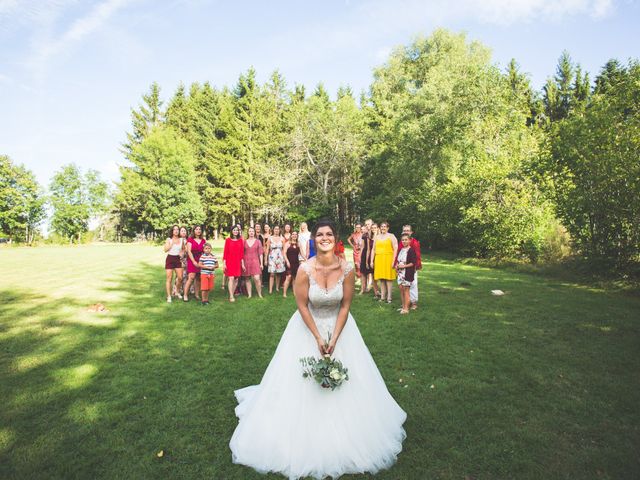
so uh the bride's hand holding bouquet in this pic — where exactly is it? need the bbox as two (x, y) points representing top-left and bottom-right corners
(316, 336), (328, 355)
(325, 336), (337, 355)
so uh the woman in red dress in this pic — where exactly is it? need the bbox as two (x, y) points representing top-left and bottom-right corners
(184, 225), (206, 302)
(223, 224), (245, 303)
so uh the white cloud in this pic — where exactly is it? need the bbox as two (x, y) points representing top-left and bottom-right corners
(357, 0), (615, 27)
(260, 0), (616, 72)
(22, 0), (136, 80)
(0, 0), (76, 31)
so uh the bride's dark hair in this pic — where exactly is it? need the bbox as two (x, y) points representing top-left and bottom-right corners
(312, 219), (338, 240)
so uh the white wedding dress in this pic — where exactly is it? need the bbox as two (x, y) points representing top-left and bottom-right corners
(230, 261), (407, 479)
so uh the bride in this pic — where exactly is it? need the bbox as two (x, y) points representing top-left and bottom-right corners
(230, 219), (407, 479)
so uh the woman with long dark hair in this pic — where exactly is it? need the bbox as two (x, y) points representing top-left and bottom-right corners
(223, 224), (245, 303)
(230, 219), (406, 478)
(242, 226), (264, 299)
(261, 223), (271, 286)
(267, 225), (286, 293)
(174, 226), (189, 297)
(368, 222), (380, 298)
(184, 225), (206, 301)
(358, 225), (372, 295)
(283, 223), (292, 244)
(282, 230), (300, 298)
(347, 223), (363, 282)
(163, 225), (184, 303)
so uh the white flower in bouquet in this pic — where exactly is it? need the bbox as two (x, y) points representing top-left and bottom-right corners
(299, 335), (349, 390)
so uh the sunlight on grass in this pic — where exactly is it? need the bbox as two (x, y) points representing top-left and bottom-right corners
(13, 352), (59, 373)
(0, 428), (14, 453)
(1, 244), (639, 479)
(56, 364), (98, 389)
(68, 400), (103, 424)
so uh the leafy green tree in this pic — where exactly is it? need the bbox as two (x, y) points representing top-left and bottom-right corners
(123, 82), (164, 156)
(289, 85), (366, 227)
(115, 126), (204, 236)
(594, 59), (625, 94)
(0, 155), (46, 242)
(365, 29), (552, 259)
(572, 66), (591, 109)
(548, 60), (640, 264)
(49, 164), (108, 242)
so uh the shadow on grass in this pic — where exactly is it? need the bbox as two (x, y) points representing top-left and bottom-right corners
(0, 263), (293, 480)
(1, 257), (639, 479)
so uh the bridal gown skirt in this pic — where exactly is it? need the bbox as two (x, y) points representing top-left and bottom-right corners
(229, 311), (407, 479)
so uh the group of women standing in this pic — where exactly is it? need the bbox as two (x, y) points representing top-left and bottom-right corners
(231, 222), (312, 301)
(165, 219), (420, 311)
(164, 222), (317, 303)
(346, 219), (421, 313)
(163, 224), (207, 303)
(348, 219), (397, 302)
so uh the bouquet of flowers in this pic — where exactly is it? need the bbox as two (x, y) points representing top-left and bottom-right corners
(299, 336), (349, 390)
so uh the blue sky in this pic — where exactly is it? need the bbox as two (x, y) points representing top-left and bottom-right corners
(1, 0), (638, 189)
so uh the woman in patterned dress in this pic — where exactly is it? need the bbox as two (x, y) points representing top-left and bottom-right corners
(243, 226), (264, 299)
(266, 225), (286, 294)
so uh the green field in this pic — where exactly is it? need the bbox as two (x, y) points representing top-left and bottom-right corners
(1, 243), (639, 479)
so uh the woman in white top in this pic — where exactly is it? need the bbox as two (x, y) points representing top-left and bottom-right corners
(298, 221), (311, 261)
(163, 225), (185, 303)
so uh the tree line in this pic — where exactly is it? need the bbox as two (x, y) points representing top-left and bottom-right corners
(1, 29), (637, 269)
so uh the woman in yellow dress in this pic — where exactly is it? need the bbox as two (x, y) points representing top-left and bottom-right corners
(371, 221), (398, 303)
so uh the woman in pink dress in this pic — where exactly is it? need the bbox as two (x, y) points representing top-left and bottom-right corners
(184, 225), (206, 302)
(223, 225), (245, 303)
(242, 226), (264, 299)
(347, 223), (363, 280)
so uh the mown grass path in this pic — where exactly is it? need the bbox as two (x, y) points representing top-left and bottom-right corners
(1, 243), (638, 479)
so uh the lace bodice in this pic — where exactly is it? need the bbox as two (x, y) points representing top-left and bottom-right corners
(300, 261), (353, 336)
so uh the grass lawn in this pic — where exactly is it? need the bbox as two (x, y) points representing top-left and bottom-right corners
(1, 243), (639, 479)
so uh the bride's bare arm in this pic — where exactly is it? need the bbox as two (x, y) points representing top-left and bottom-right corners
(327, 266), (355, 354)
(294, 264), (326, 354)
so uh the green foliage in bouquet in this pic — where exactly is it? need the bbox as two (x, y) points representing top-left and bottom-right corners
(300, 355), (349, 390)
